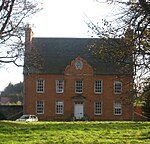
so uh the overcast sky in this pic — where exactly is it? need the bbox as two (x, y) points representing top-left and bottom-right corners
(0, 0), (116, 91)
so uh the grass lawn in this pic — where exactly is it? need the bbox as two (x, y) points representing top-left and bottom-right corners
(0, 121), (150, 144)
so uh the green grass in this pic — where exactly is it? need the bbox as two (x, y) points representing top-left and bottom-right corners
(0, 121), (150, 144)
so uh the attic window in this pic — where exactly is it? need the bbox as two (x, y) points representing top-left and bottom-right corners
(75, 60), (83, 70)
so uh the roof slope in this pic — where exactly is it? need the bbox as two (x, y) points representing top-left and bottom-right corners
(25, 37), (132, 75)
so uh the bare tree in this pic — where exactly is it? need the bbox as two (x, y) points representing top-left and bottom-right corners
(87, 0), (150, 76)
(86, 1), (149, 117)
(0, 0), (42, 66)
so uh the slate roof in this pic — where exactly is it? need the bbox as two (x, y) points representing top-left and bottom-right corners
(25, 37), (132, 75)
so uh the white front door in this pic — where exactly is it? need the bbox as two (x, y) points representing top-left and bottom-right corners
(74, 104), (84, 119)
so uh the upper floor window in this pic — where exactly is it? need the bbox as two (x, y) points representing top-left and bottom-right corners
(94, 80), (102, 94)
(36, 100), (44, 114)
(75, 80), (83, 94)
(56, 101), (64, 114)
(56, 80), (64, 93)
(114, 101), (122, 115)
(94, 101), (102, 115)
(114, 81), (122, 94)
(36, 79), (44, 93)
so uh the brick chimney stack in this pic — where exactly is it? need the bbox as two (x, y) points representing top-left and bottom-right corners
(25, 24), (33, 49)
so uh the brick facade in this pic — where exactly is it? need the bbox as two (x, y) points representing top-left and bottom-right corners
(24, 26), (133, 121)
(24, 56), (133, 121)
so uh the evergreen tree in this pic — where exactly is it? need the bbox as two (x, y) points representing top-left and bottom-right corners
(0, 82), (23, 104)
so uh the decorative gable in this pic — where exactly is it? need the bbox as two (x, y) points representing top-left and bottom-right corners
(64, 56), (93, 76)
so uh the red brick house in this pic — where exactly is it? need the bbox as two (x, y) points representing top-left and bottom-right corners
(24, 26), (133, 121)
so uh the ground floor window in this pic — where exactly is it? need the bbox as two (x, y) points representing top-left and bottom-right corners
(114, 101), (122, 115)
(36, 100), (44, 114)
(94, 101), (102, 115)
(56, 101), (64, 114)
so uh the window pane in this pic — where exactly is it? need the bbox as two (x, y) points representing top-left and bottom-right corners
(114, 102), (122, 115)
(56, 101), (64, 114)
(56, 80), (64, 93)
(94, 80), (102, 94)
(94, 102), (102, 115)
(36, 80), (44, 93)
(75, 80), (83, 93)
(114, 81), (122, 94)
(36, 101), (44, 114)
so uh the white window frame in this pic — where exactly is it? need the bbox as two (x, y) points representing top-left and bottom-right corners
(94, 80), (103, 94)
(114, 81), (122, 94)
(36, 100), (44, 114)
(94, 101), (102, 115)
(36, 79), (45, 93)
(56, 101), (64, 114)
(75, 80), (83, 94)
(56, 80), (64, 93)
(114, 101), (122, 115)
